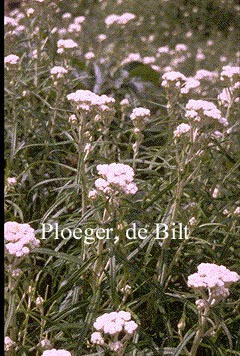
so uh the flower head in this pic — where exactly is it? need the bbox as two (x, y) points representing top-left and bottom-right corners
(91, 310), (138, 351)
(161, 71), (187, 88)
(94, 163), (138, 196)
(57, 39), (78, 54)
(5, 54), (20, 65)
(42, 349), (71, 356)
(4, 16), (18, 27)
(91, 332), (104, 345)
(187, 263), (239, 306)
(50, 66), (68, 79)
(173, 123), (191, 138)
(185, 99), (228, 126)
(67, 89), (115, 113)
(4, 337), (16, 352)
(7, 177), (17, 185)
(130, 107), (151, 130)
(4, 222), (40, 257)
(105, 13), (136, 27)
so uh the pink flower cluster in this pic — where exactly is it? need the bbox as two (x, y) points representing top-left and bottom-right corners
(84, 51), (95, 60)
(181, 77), (200, 94)
(185, 99), (228, 126)
(91, 311), (138, 352)
(120, 98), (130, 107)
(175, 43), (188, 52)
(162, 71), (202, 94)
(173, 123), (191, 138)
(194, 69), (218, 81)
(4, 221), (40, 257)
(217, 88), (232, 107)
(130, 107), (151, 131)
(4, 337), (15, 352)
(67, 89), (115, 112)
(57, 39), (78, 54)
(161, 71), (187, 88)
(105, 13), (136, 27)
(4, 54), (20, 65)
(42, 349), (71, 356)
(50, 66), (68, 79)
(234, 207), (240, 215)
(142, 56), (156, 64)
(157, 45), (170, 54)
(92, 163), (138, 196)
(188, 263), (240, 306)
(7, 177), (17, 185)
(121, 52), (142, 65)
(66, 16), (85, 33)
(4, 16), (18, 27)
(220, 65), (240, 80)
(93, 311), (137, 335)
(130, 107), (150, 121)
(218, 65), (240, 107)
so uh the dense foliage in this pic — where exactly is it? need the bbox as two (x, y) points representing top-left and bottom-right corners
(4, 1), (240, 355)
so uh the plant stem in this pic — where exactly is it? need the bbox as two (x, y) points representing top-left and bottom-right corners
(190, 305), (209, 356)
(75, 112), (87, 216)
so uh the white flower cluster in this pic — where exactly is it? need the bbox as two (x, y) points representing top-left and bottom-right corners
(57, 39), (78, 54)
(39, 338), (52, 349)
(120, 98), (130, 107)
(121, 52), (142, 65)
(109, 341), (123, 352)
(92, 163), (138, 197)
(130, 107), (150, 121)
(67, 23), (81, 33)
(50, 66), (68, 79)
(217, 88), (232, 107)
(4, 336), (16, 352)
(91, 311), (138, 352)
(157, 46), (170, 54)
(194, 69), (218, 81)
(218, 66), (240, 107)
(161, 71), (187, 88)
(11, 268), (22, 278)
(105, 13), (136, 27)
(26, 8), (35, 17)
(62, 12), (72, 19)
(66, 16), (85, 33)
(7, 177), (17, 186)
(97, 33), (107, 42)
(173, 123), (191, 138)
(142, 56), (156, 64)
(175, 43), (188, 52)
(185, 99), (228, 126)
(4, 221), (40, 257)
(36, 296), (44, 306)
(188, 263), (240, 306)
(84, 51), (95, 60)
(130, 107), (151, 131)
(223, 206), (240, 217)
(162, 71), (207, 95)
(234, 206), (240, 215)
(74, 16), (86, 24)
(4, 54), (20, 65)
(162, 69), (222, 95)
(67, 89), (115, 112)
(93, 311), (138, 334)
(220, 65), (240, 81)
(180, 77), (200, 94)
(4, 16), (18, 27)
(42, 349), (71, 356)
